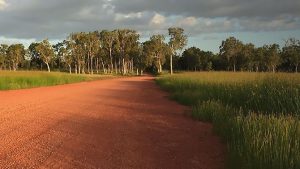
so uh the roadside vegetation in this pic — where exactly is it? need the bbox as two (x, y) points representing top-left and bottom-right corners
(0, 71), (110, 90)
(157, 72), (300, 169)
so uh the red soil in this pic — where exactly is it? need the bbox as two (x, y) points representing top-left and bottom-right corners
(0, 76), (225, 169)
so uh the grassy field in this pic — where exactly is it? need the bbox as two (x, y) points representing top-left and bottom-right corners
(0, 71), (112, 90)
(156, 72), (300, 169)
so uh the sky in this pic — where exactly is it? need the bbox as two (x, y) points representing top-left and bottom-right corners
(0, 0), (299, 53)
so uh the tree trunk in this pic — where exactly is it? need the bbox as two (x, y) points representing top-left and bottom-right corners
(122, 58), (125, 75)
(272, 65), (275, 73)
(110, 48), (113, 74)
(46, 62), (51, 72)
(296, 65), (298, 73)
(87, 54), (90, 74)
(256, 66), (259, 72)
(101, 60), (106, 74)
(82, 66), (85, 74)
(170, 55), (173, 75)
(75, 65), (78, 74)
(96, 58), (99, 74)
(68, 64), (72, 74)
(233, 64), (236, 72)
(115, 60), (118, 74)
(90, 56), (93, 75)
(158, 59), (162, 73)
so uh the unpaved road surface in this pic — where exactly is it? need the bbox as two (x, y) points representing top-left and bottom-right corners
(0, 76), (225, 169)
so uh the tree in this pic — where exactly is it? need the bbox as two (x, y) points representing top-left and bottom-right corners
(168, 27), (187, 74)
(116, 29), (139, 75)
(282, 38), (300, 72)
(264, 44), (281, 73)
(0, 44), (8, 70)
(142, 35), (170, 73)
(7, 44), (25, 71)
(220, 37), (243, 72)
(181, 47), (201, 71)
(86, 32), (100, 74)
(35, 39), (55, 72)
(100, 30), (117, 73)
(239, 43), (255, 71)
(253, 47), (265, 72)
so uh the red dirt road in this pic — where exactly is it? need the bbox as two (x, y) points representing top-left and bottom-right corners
(0, 76), (225, 169)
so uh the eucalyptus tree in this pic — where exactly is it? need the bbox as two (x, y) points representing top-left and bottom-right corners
(68, 32), (86, 74)
(168, 27), (187, 74)
(35, 39), (55, 72)
(63, 40), (75, 74)
(240, 43), (255, 71)
(282, 38), (300, 72)
(28, 42), (42, 70)
(253, 47), (266, 72)
(143, 34), (170, 73)
(7, 44), (25, 71)
(85, 32), (100, 74)
(100, 30), (117, 73)
(116, 29), (139, 74)
(219, 37), (243, 72)
(53, 42), (65, 70)
(264, 44), (281, 73)
(0, 44), (8, 70)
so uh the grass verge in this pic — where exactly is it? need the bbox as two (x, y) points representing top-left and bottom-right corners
(156, 72), (300, 169)
(0, 71), (112, 90)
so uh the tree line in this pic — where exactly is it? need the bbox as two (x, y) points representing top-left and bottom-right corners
(0, 28), (299, 74)
(179, 37), (300, 73)
(0, 28), (187, 75)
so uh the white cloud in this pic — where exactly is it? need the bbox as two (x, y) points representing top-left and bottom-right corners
(115, 12), (143, 22)
(178, 17), (198, 26)
(150, 13), (166, 26)
(0, 0), (7, 10)
(0, 36), (36, 47)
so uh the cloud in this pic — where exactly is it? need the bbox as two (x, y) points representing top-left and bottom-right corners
(109, 0), (300, 18)
(0, 0), (7, 10)
(150, 13), (166, 26)
(0, 0), (299, 42)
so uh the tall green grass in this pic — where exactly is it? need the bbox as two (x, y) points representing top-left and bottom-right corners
(0, 71), (110, 90)
(157, 72), (300, 169)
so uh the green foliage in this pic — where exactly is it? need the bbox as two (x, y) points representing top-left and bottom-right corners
(157, 72), (300, 169)
(0, 71), (108, 90)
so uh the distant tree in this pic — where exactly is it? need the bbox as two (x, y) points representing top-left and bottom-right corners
(182, 47), (201, 71)
(86, 32), (100, 74)
(116, 29), (139, 74)
(7, 44), (25, 71)
(253, 47), (266, 72)
(100, 30), (117, 73)
(0, 44), (8, 70)
(220, 37), (243, 72)
(264, 44), (281, 73)
(28, 42), (42, 70)
(168, 27), (187, 74)
(35, 39), (55, 72)
(142, 35), (170, 73)
(181, 47), (215, 71)
(239, 43), (255, 71)
(63, 41), (75, 74)
(53, 42), (65, 70)
(282, 38), (300, 72)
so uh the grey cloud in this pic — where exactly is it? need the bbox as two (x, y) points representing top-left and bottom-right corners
(0, 0), (299, 41)
(110, 0), (300, 18)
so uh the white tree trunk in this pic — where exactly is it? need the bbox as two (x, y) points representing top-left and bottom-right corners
(46, 62), (51, 72)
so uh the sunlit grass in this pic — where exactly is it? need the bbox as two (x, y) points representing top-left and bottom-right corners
(157, 72), (300, 169)
(0, 71), (111, 90)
